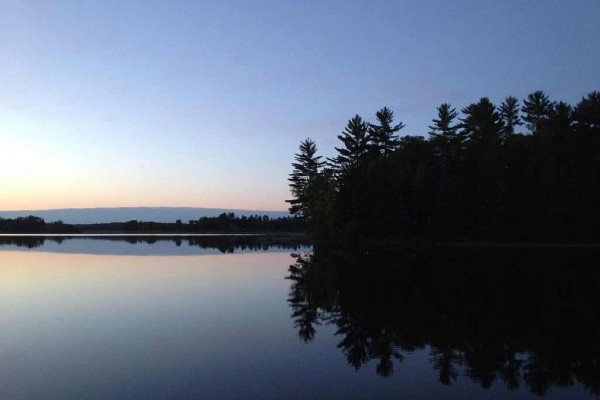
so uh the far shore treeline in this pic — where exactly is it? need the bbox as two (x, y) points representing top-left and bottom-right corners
(287, 90), (600, 243)
(0, 216), (79, 234)
(0, 213), (307, 234)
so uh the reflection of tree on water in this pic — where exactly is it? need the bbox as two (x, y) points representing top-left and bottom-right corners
(0, 237), (53, 248)
(0, 236), (309, 252)
(286, 246), (600, 395)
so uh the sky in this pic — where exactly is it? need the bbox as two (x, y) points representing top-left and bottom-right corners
(1, 0), (599, 212)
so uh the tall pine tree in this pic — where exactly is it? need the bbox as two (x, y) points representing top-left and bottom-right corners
(573, 91), (600, 135)
(460, 98), (503, 146)
(522, 91), (554, 133)
(369, 107), (405, 156)
(428, 103), (461, 156)
(428, 103), (459, 140)
(286, 138), (325, 221)
(499, 96), (522, 140)
(329, 115), (369, 174)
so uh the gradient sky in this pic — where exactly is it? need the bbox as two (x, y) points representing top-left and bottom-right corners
(1, 0), (598, 211)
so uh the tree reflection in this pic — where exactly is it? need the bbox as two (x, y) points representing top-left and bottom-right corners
(0, 235), (310, 252)
(0, 237), (53, 248)
(286, 245), (600, 395)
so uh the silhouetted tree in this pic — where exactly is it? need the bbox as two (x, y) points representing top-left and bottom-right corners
(573, 91), (600, 135)
(329, 115), (370, 174)
(459, 98), (504, 238)
(499, 96), (522, 140)
(368, 107), (404, 156)
(460, 97), (503, 146)
(286, 138), (325, 222)
(428, 103), (461, 167)
(522, 90), (554, 133)
(429, 103), (460, 143)
(547, 101), (573, 136)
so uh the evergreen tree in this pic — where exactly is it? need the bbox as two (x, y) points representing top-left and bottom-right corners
(522, 91), (554, 133)
(460, 98), (503, 238)
(460, 98), (503, 146)
(427, 103), (460, 237)
(428, 103), (459, 140)
(330, 115), (369, 173)
(547, 101), (573, 136)
(573, 91), (600, 135)
(286, 138), (325, 221)
(571, 92), (600, 240)
(428, 103), (461, 160)
(499, 96), (522, 140)
(368, 107), (405, 156)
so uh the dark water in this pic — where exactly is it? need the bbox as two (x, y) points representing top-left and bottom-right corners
(1, 236), (598, 399)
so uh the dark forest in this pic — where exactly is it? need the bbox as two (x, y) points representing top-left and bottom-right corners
(287, 91), (600, 243)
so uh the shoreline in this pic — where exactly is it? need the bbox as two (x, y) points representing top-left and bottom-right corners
(1, 233), (599, 247)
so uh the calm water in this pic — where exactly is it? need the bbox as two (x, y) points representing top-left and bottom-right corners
(0, 236), (598, 399)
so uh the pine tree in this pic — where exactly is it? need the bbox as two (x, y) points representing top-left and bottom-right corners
(329, 115), (369, 174)
(286, 138), (325, 221)
(460, 97), (503, 145)
(428, 103), (461, 152)
(460, 98), (504, 239)
(429, 103), (459, 139)
(499, 96), (522, 140)
(522, 91), (554, 133)
(547, 101), (573, 135)
(573, 91), (600, 134)
(368, 107), (405, 156)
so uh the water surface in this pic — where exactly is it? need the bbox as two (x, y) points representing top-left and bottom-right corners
(0, 237), (598, 399)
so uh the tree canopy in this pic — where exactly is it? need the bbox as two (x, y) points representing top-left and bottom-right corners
(288, 90), (600, 242)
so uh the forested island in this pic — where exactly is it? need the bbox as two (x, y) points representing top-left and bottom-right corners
(287, 90), (599, 243)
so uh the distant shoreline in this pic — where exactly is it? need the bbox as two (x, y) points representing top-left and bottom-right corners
(0, 214), (308, 235)
(0, 232), (306, 237)
(0, 207), (290, 225)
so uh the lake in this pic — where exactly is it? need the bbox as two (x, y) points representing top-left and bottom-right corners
(1, 236), (598, 399)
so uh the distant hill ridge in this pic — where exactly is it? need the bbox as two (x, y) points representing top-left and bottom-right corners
(0, 207), (290, 224)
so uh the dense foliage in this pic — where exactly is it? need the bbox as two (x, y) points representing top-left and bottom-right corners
(287, 91), (600, 242)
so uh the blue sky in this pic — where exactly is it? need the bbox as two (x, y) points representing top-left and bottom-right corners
(1, 0), (598, 211)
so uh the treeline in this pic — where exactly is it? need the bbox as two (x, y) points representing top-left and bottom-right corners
(77, 213), (306, 233)
(0, 213), (306, 233)
(287, 90), (600, 242)
(187, 212), (306, 232)
(0, 216), (78, 233)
